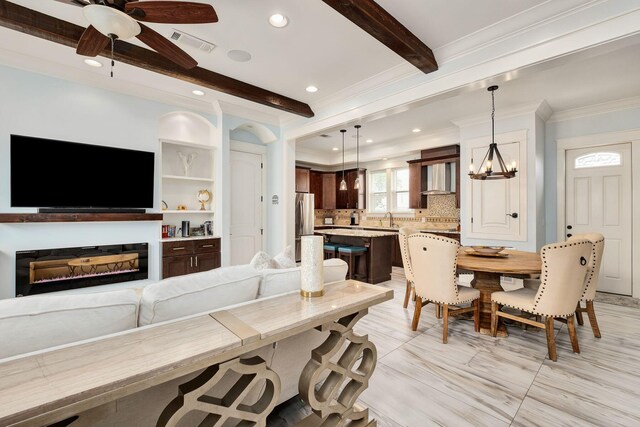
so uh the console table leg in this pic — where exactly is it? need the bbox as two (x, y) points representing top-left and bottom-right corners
(157, 356), (280, 427)
(297, 309), (377, 426)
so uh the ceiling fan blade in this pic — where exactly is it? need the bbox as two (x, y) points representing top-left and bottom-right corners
(76, 25), (111, 57)
(136, 23), (197, 69)
(54, 0), (91, 6)
(125, 1), (218, 24)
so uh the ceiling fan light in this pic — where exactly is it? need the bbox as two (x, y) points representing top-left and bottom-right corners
(83, 5), (141, 40)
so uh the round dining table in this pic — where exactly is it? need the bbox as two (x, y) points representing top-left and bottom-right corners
(457, 247), (542, 337)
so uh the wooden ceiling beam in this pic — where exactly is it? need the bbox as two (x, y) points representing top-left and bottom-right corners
(0, 0), (314, 117)
(322, 0), (438, 74)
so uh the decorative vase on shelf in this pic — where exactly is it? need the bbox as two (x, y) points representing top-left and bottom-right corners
(300, 236), (325, 298)
(177, 151), (197, 177)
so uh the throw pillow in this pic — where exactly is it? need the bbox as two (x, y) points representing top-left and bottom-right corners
(273, 245), (296, 269)
(250, 251), (276, 270)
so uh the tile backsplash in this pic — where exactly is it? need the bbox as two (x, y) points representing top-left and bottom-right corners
(315, 194), (460, 229)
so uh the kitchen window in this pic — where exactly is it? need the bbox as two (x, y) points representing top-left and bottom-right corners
(368, 167), (411, 213)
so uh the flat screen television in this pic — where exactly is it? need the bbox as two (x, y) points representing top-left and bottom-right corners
(11, 135), (155, 210)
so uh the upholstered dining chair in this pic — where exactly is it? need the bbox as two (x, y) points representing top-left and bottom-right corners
(525, 233), (605, 338)
(398, 226), (418, 308)
(408, 234), (480, 343)
(570, 233), (605, 338)
(491, 239), (592, 361)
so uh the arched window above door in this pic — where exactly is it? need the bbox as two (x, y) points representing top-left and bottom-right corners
(574, 152), (621, 169)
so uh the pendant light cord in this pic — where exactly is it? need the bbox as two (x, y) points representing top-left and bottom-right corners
(355, 125), (359, 171)
(109, 34), (116, 78)
(341, 130), (346, 182)
(491, 88), (495, 144)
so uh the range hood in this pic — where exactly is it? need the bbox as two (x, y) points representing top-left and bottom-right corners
(421, 162), (456, 195)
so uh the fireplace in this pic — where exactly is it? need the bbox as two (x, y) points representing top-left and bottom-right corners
(16, 243), (148, 296)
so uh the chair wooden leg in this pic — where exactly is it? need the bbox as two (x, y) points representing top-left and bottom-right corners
(473, 299), (480, 333)
(490, 301), (498, 337)
(403, 280), (411, 309)
(545, 317), (557, 362)
(586, 300), (601, 338)
(435, 303), (441, 319)
(411, 298), (423, 331)
(575, 302), (584, 326)
(442, 304), (449, 344)
(567, 315), (580, 354)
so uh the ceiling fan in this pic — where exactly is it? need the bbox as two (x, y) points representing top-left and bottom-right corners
(56, 0), (218, 70)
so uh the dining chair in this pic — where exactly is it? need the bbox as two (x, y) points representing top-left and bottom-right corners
(491, 239), (592, 361)
(524, 233), (605, 338)
(398, 226), (418, 308)
(408, 234), (480, 343)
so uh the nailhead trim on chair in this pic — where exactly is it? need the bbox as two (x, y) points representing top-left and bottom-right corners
(581, 237), (604, 302)
(408, 234), (476, 305)
(399, 228), (418, 283)
(529, 240), (592, 317)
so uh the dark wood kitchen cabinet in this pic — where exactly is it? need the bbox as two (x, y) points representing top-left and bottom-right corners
(407, 145), (460, 209)
(335, 168), (366, 210)
(162, 238), (221, 279)
(322, 173), (336, 209)
(295, 167), (310, 193)
(309, 170), (324, 209)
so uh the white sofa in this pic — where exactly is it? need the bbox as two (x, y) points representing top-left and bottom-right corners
(0, 258), (348, 426)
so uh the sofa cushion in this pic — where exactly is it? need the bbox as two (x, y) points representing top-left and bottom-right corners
(249, 251), (276, 270)
(273, 245), (296, 269)
(259, 258), (348, 298)
(0, 289), (139, 360)
(139, 265), (262, 326)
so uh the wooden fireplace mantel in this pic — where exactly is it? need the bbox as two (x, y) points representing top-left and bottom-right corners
(0, 213), (163, 223)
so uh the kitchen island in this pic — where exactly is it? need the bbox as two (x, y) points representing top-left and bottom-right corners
(315, 228), (396, 284)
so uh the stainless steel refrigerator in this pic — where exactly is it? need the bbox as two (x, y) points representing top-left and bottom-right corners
(295, 193), (314, 262)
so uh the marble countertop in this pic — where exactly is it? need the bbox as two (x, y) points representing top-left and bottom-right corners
(315, 225), (460, 235)
(314, 229), (398, 238)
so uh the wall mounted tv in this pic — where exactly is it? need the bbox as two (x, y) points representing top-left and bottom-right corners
(11, 135), (155, 211)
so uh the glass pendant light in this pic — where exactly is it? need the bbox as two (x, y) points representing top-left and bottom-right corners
(354, 125), (361, 190)
(468, 85), (517, 180)
(339, 129), (347, 191)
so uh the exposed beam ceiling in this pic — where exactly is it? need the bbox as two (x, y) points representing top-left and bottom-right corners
(322, 0), (438, 74)
(0, 0), (314, 117)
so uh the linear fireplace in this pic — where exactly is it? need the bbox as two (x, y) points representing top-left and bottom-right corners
(16, 243), (148, 296)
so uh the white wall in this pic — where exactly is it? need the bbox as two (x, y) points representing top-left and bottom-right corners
(0, 65), (215, 299)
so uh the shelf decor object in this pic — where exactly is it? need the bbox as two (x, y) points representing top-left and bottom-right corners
(339, 129), (348, 191)
(300, 235), (325, 298)
(177, 151), (198, 177)
(354, 125), (361, 190)
(468, 86), (518, 180)
(197, 189), (211, 211)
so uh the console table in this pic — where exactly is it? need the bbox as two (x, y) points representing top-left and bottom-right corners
(0, 280), (393, 427)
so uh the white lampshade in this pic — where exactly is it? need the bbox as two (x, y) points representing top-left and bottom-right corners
(83, 5), (141, 40)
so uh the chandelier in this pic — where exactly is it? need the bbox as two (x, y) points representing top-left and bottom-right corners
(468, 85), (517, 180)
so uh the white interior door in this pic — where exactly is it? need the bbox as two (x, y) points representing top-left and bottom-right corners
(470, 140), (526, 241)
(230, 150), (263, 266)
(565, 143), (632, 295)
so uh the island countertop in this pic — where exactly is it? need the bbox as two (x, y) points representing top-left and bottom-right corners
(314, 228), (398, 238)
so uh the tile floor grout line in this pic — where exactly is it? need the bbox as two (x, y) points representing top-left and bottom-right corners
(509, 347), (550, 426)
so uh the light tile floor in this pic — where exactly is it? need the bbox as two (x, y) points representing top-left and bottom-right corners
(268, 269), (640, 426)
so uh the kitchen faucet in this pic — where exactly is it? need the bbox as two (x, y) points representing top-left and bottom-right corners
(383, 211), (394, 228)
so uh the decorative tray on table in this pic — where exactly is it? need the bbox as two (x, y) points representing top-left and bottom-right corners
(466, 246), (509, 257)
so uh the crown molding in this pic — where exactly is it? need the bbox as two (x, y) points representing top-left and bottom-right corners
(217, 101), (282, 127)
(450, 101), (549, 129)
(548, 95), (640, 123)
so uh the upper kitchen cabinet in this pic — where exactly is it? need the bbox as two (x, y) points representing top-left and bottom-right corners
(336, 168), (366, 210)
(322, 173), (336, 209)
(295, 167), (310, 193)
(407, 145), (460, 209)
(309, 170), (324, 209)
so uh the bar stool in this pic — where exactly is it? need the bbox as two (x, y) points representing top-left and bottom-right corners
(338, 246), (368, 281)
(323, 243), (346, 260)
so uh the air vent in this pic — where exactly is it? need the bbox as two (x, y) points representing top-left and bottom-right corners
(170, 30), (216, 53)
(320, 134), (331, 138)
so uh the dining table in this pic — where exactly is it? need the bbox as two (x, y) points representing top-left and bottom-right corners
(457, 247), (542, 337)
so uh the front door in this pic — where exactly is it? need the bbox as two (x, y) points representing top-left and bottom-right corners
(565, 143), (632, 295)
(230, 150), (263, 265)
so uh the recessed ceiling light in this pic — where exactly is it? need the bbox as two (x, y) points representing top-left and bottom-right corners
(269, 13), (289, 28)
(366, 139), (373, 143)
(83, 59), (103, 68)
(332, 147), (339, 151)
(412, 128), (421, 133)
(306, 86), (318, 93)
(192, 90), (205, 96)
(227, 49), (252, 62)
